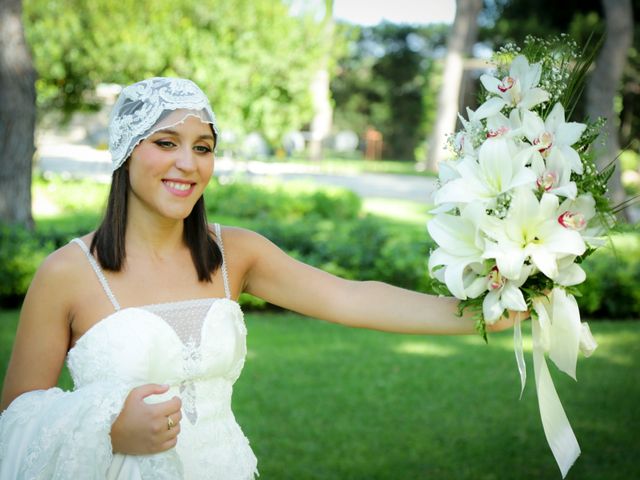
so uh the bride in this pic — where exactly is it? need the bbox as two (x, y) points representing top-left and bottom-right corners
(0, 77), (517, 479)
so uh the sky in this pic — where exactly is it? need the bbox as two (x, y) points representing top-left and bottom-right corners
(333, 0), (455, 25)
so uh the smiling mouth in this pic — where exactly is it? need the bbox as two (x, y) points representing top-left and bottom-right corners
(163, 180), (193, 191)
(162, 179), (196, 196)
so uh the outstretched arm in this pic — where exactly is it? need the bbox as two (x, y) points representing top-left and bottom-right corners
(236, 228), (515, 335)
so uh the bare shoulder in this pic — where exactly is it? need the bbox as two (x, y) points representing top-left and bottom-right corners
(214, 225), (275, 257)
(37, 235), (91, 281)
(213, 225), (282, 287)
(27, 234), (94, 306)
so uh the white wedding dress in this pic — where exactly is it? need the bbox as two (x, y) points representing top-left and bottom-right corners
(0, 224), (258, 479)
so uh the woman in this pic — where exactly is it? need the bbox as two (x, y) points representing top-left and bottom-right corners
(0, 77), (517, 479)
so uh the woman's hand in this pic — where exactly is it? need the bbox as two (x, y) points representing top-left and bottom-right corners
(487, 309), (530, 333)
(110, 384), (182, 455)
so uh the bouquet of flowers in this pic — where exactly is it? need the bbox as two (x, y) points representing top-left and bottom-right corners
(427, 36), (613, 478)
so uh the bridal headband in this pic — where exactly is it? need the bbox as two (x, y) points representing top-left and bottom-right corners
(108, 77), (219, 171)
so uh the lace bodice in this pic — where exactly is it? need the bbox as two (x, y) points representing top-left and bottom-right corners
(0, 224), (257, 479)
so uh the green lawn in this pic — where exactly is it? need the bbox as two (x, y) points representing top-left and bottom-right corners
(1, 309), (638, 479)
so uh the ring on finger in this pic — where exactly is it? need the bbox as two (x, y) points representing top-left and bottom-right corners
(167, 416), (175, 431)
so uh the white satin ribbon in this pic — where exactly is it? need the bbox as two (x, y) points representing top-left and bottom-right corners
(513, 313), (526, 399)
(521, 287), (598, 478)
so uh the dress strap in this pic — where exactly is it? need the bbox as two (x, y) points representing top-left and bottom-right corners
(71, 238), (121, 311)
(213, 223), (231, 299)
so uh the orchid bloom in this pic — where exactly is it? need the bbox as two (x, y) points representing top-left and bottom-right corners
(453, 107), (483, 158)
(433, 137), (536, 209)
(555, 256), (586, 287)
(485, 109), (523, 140)
(481, 188), (586, 281)
(556, 193), (610, 247)
(427, 203), (487, 300)
(530, 146), (577, 199)
(475, 55), (550, 119)
(482, 264), (530, 324)
(522, 103), (586, 175)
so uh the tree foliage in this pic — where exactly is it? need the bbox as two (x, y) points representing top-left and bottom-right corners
(330, 22), (449, 160)
(22, 0), (333, 145)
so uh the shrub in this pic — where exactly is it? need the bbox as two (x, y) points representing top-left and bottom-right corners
(204, 179), (362, 222)
(0, 224), (53, 304)
(3, 178), (638, 319)
(577, 232), (640, 319)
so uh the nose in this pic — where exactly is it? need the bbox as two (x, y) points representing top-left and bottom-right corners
(175, 145), (197, 172)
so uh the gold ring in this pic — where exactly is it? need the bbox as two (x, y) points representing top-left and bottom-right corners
(167, 416), (175, 430)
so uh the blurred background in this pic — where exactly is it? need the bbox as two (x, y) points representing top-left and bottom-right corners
(0, 0), (639, 478)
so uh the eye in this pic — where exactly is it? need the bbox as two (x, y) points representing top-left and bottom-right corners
(154, 140), (176, 148)
(194, 145), (213, 154)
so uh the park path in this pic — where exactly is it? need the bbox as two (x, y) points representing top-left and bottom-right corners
(37, 142), (437, 204)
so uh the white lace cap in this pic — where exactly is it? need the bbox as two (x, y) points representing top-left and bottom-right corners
(108, 77), (219, 171)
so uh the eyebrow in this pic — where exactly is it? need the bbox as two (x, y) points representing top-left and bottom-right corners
(153, 128), (215, 141)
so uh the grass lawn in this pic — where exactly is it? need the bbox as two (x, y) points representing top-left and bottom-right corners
(1, 308), (638, 479)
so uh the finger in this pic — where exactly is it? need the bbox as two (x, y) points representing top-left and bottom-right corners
(132, 383), (170, 401)
(166, 409), (183, 424)
(150, 395), (182, 416)
(155, 417), (181, 442)
(155, 436), (178, 453)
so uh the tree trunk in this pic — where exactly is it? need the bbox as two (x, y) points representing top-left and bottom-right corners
(425, 0), (482, 171)
(308, 0), (334, 161)
(586, 0), (633, 221)
(0, 0), (36, 229)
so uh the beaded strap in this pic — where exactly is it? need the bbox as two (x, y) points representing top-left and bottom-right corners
(71, 238), (121, 311)
(213, 223), (231, 299)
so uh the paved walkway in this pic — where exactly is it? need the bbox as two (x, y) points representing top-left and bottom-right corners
(37, 143), (437, 203)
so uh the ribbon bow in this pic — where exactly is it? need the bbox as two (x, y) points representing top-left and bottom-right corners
(513, 287), (597, 478)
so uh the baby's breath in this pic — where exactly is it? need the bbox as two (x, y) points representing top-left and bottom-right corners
(488, 192), (512, 219)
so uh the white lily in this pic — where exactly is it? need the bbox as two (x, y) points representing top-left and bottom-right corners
(522, 103), (586, 174)
(434, 137), (536, 209)
(482, 264), (531, 324)
(482, 188), (586, 281)
(476, 55), (550, 119)
(427, 203), (487, 299)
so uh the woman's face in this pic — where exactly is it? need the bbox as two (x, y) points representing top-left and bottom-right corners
(127, 110), (215, 221)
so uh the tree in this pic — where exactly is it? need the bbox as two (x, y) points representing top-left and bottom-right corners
(0, 0), (36, 229)
(586, 0), (634, 217)
(331, 23), (448, 160)
(426, 0), (483, 171)
(308, 0), (335, 161)
(23, 0), (330, 146)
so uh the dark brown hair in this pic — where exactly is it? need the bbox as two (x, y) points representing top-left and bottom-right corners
(90, 165), (222, 282)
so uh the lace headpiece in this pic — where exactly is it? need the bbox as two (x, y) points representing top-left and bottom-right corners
(108, 77), (219, 171)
